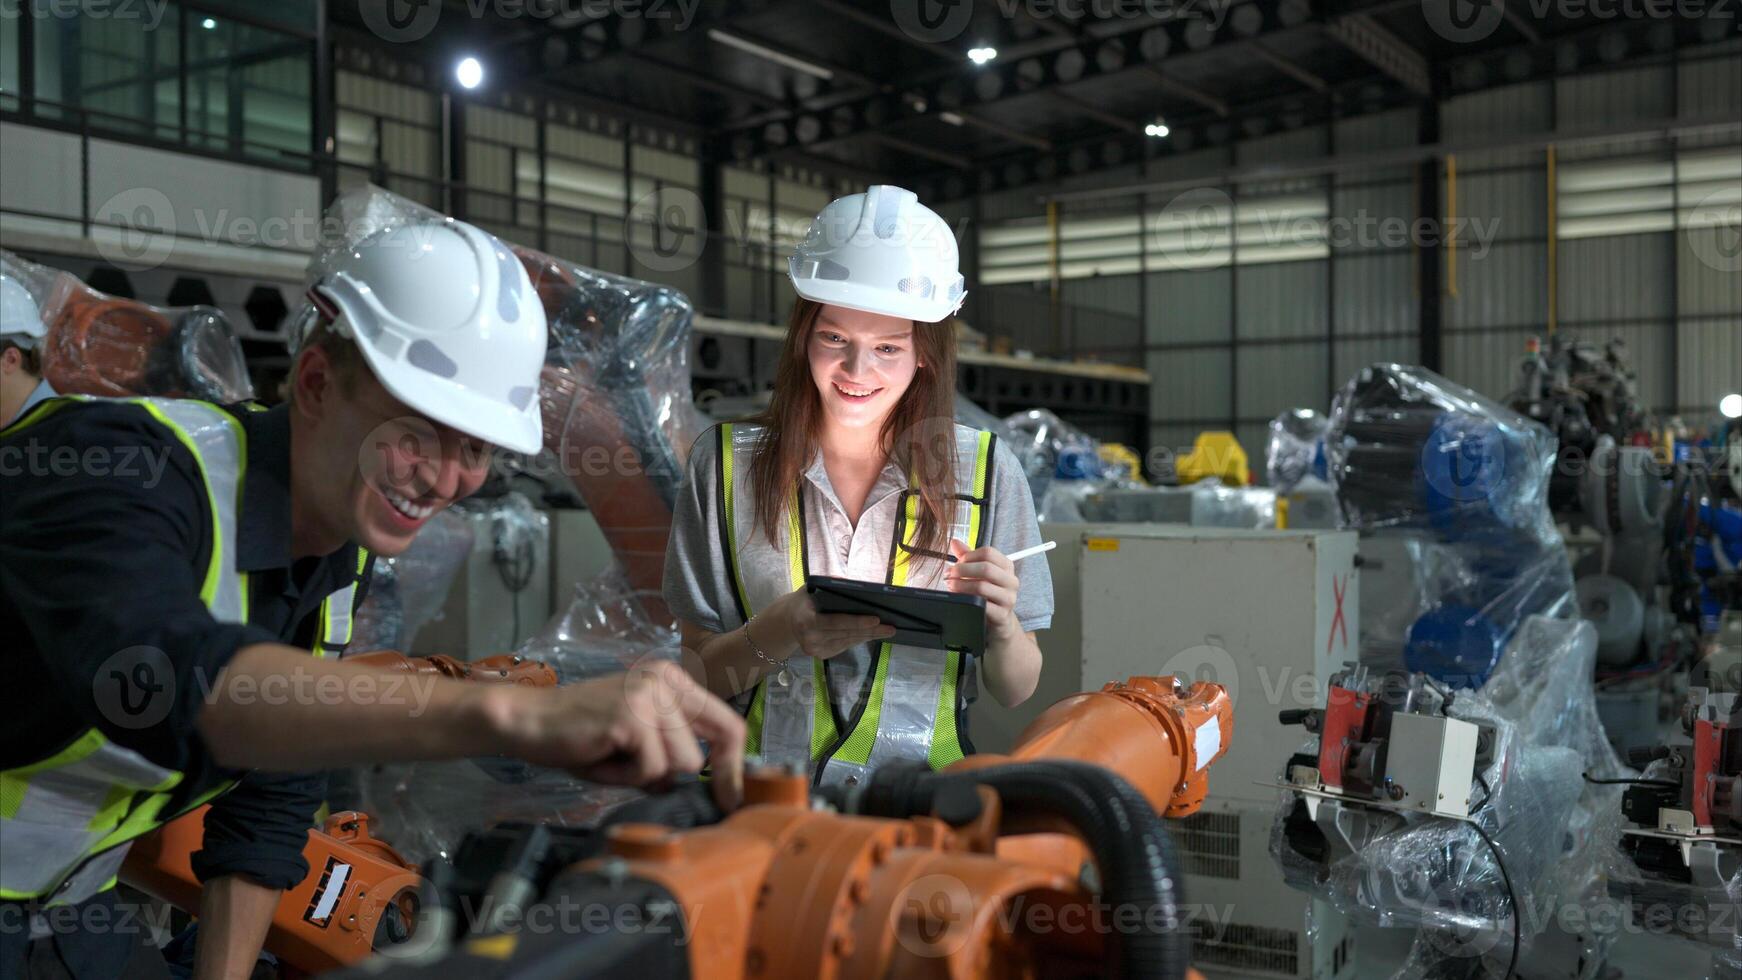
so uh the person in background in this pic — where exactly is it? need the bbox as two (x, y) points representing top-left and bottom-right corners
(663, 185), (1051, 787)
(0, 273), (55, 428)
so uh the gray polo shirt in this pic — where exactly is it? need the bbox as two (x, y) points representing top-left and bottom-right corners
(663, 425), (1053, 723)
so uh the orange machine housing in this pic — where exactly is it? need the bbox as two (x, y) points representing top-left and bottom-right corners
(120, 653), (556, 973)
(131, 673), (1231, 979)
(126, 808), (422, 977)
(557, 675), (1232, 980)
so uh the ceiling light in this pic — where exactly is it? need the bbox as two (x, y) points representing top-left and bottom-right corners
(201, 17), (216, 29)
(968, 47), (997, 65)
(455, 57), (484, 90)
(1722, 393), (1742, 419)
(940, 111), (965, 126)
(1145, 122), (1171, 138)
(708, 29), (834, 81)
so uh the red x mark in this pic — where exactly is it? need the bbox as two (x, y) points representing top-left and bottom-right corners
(1328, 573), (1350, 655)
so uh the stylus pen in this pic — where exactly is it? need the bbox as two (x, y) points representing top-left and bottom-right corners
(1005, 541), (1057, 562)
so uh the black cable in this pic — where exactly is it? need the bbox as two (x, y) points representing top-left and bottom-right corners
(1581, 772), (1678, 788)
(1470, 819), (1520, 980)
(1470, 773), (1494, 813)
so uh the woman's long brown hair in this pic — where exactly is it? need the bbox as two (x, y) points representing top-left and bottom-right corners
(746, 297), (960, 563)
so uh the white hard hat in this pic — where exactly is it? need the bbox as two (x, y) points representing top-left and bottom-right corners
(788, 185), (966, 323)
(309, 220), (547, 455)
(0, 274), (46, 348)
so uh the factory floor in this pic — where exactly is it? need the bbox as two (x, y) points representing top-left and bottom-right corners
(1200, 926), (1715, 979)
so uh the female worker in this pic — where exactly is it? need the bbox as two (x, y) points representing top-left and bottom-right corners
(664, 185), (1051, 786)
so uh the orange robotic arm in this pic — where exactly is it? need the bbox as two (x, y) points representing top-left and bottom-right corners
(119, 652), (558, 975)
(336, 675), (1231, 980)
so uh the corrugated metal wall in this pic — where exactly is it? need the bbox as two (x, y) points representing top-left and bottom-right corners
(978, 45), (1739, 476)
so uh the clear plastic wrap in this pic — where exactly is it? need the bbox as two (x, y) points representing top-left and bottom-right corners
(289, 185), (709, 626)
(1002, 408), (1124, 523)
(345, 564), (678, 865)
(1079, 485), (1198, 524)
(1271, 617), (1627, 978)
(1327, 364), (1560, 541)
(521, 248), (708, 627)
(1605, 818), (1742, 977)
(955, 394), (1044, 513)
(1, 248), (252, 402)
(349, 508), (475, 654)
(1267, 408), (1328, 492)
(1326, 364), (1575, 689)
(1188, 481), (1278, 528)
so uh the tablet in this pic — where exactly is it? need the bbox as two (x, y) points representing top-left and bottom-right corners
(806, 575), (987, 656)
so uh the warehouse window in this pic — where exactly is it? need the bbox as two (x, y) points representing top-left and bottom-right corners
(981, 190), (1330, 286)
(1557, 145), (1742, 240)
(187, 15), (311, 159)
(25, 1), (314, 163)
(32, 3), (182, 142)
(1, 13), (18, 111)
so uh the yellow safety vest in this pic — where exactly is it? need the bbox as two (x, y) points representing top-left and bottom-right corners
(0, 396), (367, 907)
(717, 421), (996, 787)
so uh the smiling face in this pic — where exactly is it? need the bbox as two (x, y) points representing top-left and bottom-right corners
(291, 332), (493, 558)
(340, 378), (492, 555)
(806, 305), (920, 435)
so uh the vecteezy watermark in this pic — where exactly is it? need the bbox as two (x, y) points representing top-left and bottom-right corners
(90, 191), (444, 272)
(1419, 414), (1511, 506)
(1686, 186), (1742, 275)
(358, 0), (703, 44)
(92, 647), (178, 730)
(892, 875), (1239, 959)
(1158, 641), (1241, 708)
(1410, 885), (1742, 965)
(1423, 0), (1739, 45)
(92, 186), (177, 269)
(1148, 185), (1502, 272)
(0, 895), (179, 940)
(627, 187), (708, 274)
(0, 439), (174, 488)
(890, 0), (1231, 44)
(89, 649), (443, 730)
(0, 0), (171, 31)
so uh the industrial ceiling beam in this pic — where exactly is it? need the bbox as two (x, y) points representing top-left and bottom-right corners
(707, 27), (880, 89)
(1502, 7), (1542, 44)
(628, 52), (788, 109)
(864, 133), (975, 170)
(1140, 65), (1231, 117)
(927, 13), (1731, 204)
(1250, 41), (1328, 92)
(713, 0), (1377, 161)
(1322, 13), (1430, 97)
(953, 111), (1053, 150)
(494, 0), (818, 85)
(1049, 90), (1140, 133)
(811, 0), (964, 57)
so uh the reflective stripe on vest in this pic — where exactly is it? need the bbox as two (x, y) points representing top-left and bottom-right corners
(313, 548), (370, 658)
(0, 397), (363, 906)
(719, 422), (995, 786)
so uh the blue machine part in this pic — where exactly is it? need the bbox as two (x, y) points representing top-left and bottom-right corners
(1404, 604), (1511, 690)
(1696, 502), (1742, 633)
(1417, 412), (1538, 536)
(1311, 439), (1329, 483)
(1055, 445), (1105, 481)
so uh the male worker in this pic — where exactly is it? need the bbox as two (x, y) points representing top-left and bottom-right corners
(0, 273), (55, 427)
(0, 220), (744, 979)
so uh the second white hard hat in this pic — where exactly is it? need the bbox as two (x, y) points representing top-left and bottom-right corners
(788, 185), (966, 323)
(309, 220), (548, 455)
(0, 274), (46, 348)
